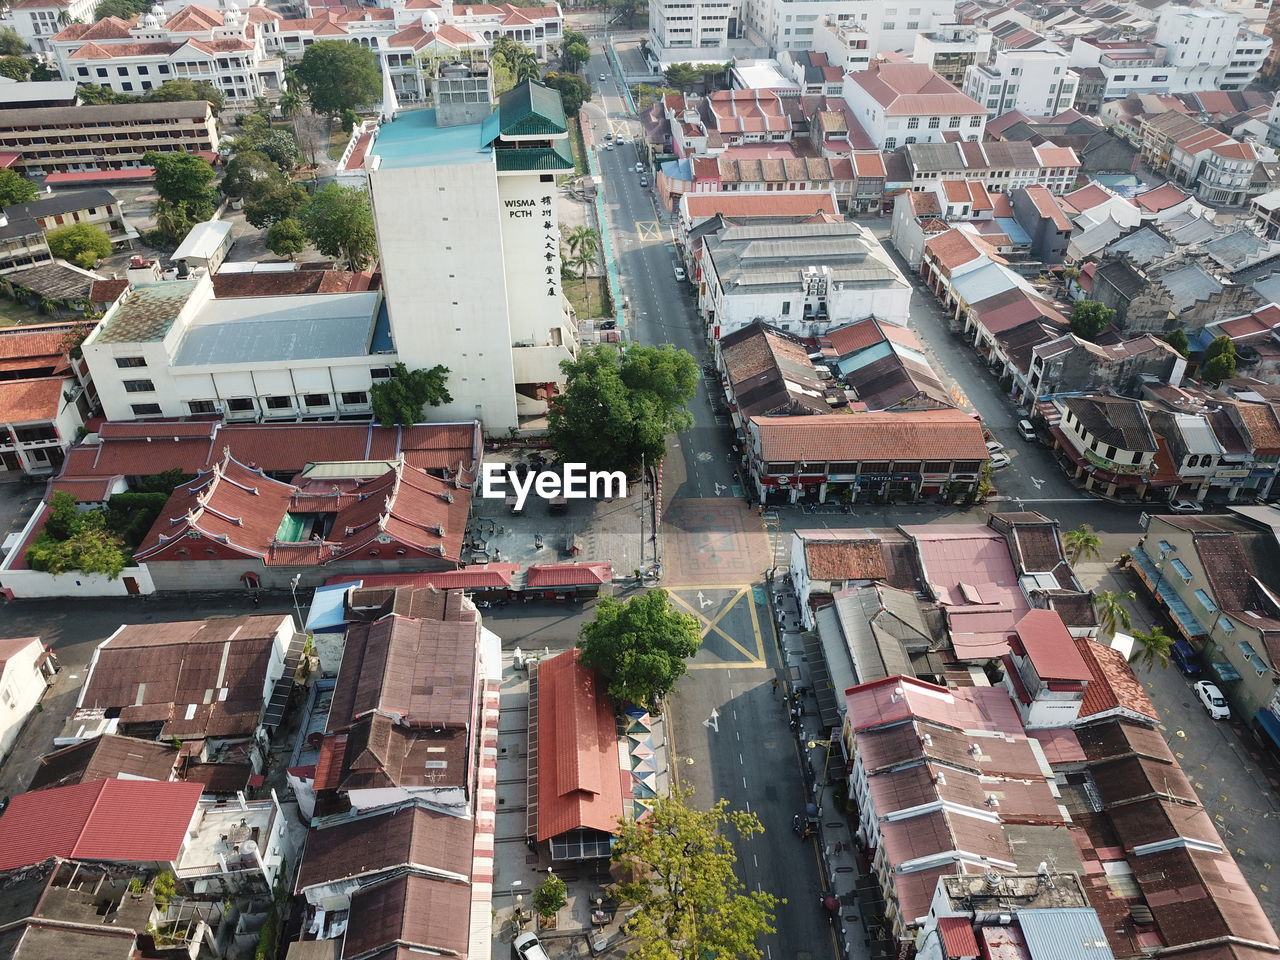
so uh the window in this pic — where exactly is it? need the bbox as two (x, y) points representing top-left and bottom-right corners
(781, 301), (791, 315)
(883, 21), (894, 29)
(923, 461), (949, 473)
(1193, 589), (1218, 613)
(227, 397), (255, 411)
(96, 68), (107, 78)
(188, 400), (217, 414)
(927, 117), (940, 128)
(884, 137), (896, 148)
(948, 116), (961, 128)
(341, 390), (368, 405)
(265, 395), (293, 409)
(968, 117), (982, 127)
(1217, 615), (1235, 634)
(117, 66), (128, 76)
(1104, 445), (1116, 460)
(115, 356), (146, 368)
(15, 426), (56, 443)
(121, 82), (133, 92)
(130, 403), (162, 415)
(138, 65), (148, 74)
(303, 393), (331, 407)
(122, 379), (154, 393)
(907, 116), (919, 129)
(1170, 558), (1193, 581)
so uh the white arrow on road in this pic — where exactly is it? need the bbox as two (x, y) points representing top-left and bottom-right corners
(704, 708), (720, 733)
(1031, 477), (1046, 490)
(696, 590), (714, 609)
(714, 482), (726, 495)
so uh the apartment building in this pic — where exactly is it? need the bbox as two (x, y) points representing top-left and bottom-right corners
(49, 3), (285, 104)
(1139, 111), (1258, 206)
(3, 0), (98, 53)
(963, 47), (1079, 117)
(751, 0), (952, 59)
(905, 139), (1081, 194)
(650, 0), (739, 52)
(912, 25), (993, 86)
(842, 62), (987, 150)
(1152, 4), (1271, 91)
(0, 100), (218, 178)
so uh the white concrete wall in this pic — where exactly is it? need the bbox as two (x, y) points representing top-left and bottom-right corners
(0, 638), (45, 762)
(370, 158), (519, 431)
(0, 563), (156, 598)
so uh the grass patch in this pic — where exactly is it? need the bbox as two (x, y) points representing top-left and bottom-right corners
(567, 117), (588, 177)
(327, 125), (351, 162)
(564, 275), (608, 320)
(0, 300), (57, 327)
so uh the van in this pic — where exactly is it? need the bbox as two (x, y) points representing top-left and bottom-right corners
(1171, 636), (1201, 676)
(1017, 418), (1037, 441)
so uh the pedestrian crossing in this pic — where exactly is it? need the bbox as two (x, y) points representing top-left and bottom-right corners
(762, 510), (789, 567)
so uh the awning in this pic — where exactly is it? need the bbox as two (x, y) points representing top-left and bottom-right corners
(1130, 547), (1208, 640)
(1254, 709), (1280, 751)
(1208, 660), (1242, 683)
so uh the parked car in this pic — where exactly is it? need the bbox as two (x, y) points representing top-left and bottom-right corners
(674, 265), (686, 281)
(1171, 636), (1201, 676)
(1017, 419), (1037, 441)
(514, 933), (551, 960)
(604, 142), (614, 150)
(1194, 680), (1231, 720)
(639, 176), (649, 187)
(599, 73), (607, 82)
(985, 439), (1005, 454)
(989, 452), (1012, 469)
(1169, 498), (1203, 513)
(635, 162), (644, 173)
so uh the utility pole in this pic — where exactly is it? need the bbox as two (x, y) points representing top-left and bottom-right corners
(639, 451), (646, 571)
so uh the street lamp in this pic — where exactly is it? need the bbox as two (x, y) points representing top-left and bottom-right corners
(289, 573), (304, 631)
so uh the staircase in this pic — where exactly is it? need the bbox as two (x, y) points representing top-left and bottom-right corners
(262, 633), (305, 734)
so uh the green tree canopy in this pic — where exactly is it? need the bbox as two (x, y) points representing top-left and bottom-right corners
(1203, 335), (1237, 383)
(1163, 328), (1189, 358)
(145, 78), (224, 113)
(144, 150), (218, 224)
(47, 222), (112, 268)
(612, 787), (778, 960)
(1069, 300), (1116, 341)
(1064, 524), (1102, 565)
(561, 40), (590, 73)
(1205, 333), (1235, 362)
(543, 71), (591, 115)
(76, 83), (133, 105)
(663, 62), (701, 91)
(0, 29), (27, 55)
(532, 873), (567, 918)
(0, 169), (39, 207)
(265, 217), (307, 260)
(0, 56), (34, 81)
(1093, 589), (1135, 638)
(221, 149), (280, 198)
(1129, 626), (1174, 672)
(92, 0), (148, 21)
(299, 183), (377, 270)
(295, 40), (380, 117)
(549, 344), (698, 474)
(369, 363), (453, 426)
(26, 501), (129, 579)
(577, 589), (700, 709)
(244, 181), (310, 229)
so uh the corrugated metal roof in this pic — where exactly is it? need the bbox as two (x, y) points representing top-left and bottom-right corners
(938, 916), (980, 958)
(1017, 908), (1116, 960)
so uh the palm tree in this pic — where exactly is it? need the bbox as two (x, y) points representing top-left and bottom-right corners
(278, 88), (304, 122)
(512, 49), (540, 84)
(1064, 524), (1102, 566)
(1094, 589), (1136, 638)
(56, 9), (71, 26)
(1129, 626), (1174, 672)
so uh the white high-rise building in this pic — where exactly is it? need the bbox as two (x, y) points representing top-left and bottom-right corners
(650, 0), (741, 53)
(366, 72), (577, 432)
(964, 47), (1078, 117)
(752, 0), (953, 58)
(1152, 5), (1271, 90)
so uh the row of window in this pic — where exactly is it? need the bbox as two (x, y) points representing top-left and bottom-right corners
(764, 460), (982, 474)
(129, 391), (376, 418)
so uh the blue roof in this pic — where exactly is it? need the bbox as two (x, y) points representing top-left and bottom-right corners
(661, 157), (691, 181)
(993, 217), (1031, 245)
(306, 582), (353, 633)
(1132, 546), (1208, 639)
(370, 108), (493, 170)
(1018, 909), (1115, 960)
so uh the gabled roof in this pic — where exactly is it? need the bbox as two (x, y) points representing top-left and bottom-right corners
(1060, 395), (1157, 453)
(496, 79), (566, 137)
(749, 409), (988, 463)
(0, 779), (203, 870)
(0, 376), (68, 425)
(1010, 609), (1090, 681)
(28, 735), (177, 792)
(525, 562), (613, 587)
(344, 872), (473, 959)
(1134, 182), (1191, 213)
(535, 649), (625, 841)
(1074, 638), (1158, 723)
(847, 62), (984, 117)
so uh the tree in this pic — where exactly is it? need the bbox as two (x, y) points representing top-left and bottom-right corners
(299, 183), (377, 270)
(150, 197), (192, 242)
(663, 62), (702, 91)
(1129, 626), (1174, 672)
(92, 0), (148, 20)
(144, 150), (217, 223)
(549, 344), (699, 474)
(561, 40), (590, 73)
(563, 224), (600, 281)
(532, 873), (567, 918)
(340, 107), (360, 133)
(0, 56), (33, 81)
(1094, 589), (1136, 638)
(278, 88), (304, 122)
(612, 787), (778, 960)
(369, 362), (453, 426)
(265, 217), (307, 260)
(1064, 524), (1102, 566)
(76, 83), (131, 106)
(0, 29), (26, 56)
(244, 181), (309, 229)
(1069, 299), (1115, 341)
(578, 589), (700, 709)
(0, 169), (39, 207)
(47, 222), (112, 268)
(490, 37), (539, 84)
(1163, 328), (1189, 358)
(26, 505), (128, 579)
(634, 84), (679, 110)
(543, 71), (591, 115)
(220, 150), (280, 199)
(1203, 334), (1236, 383)
(144, 78), (224, 114)
(294, 40), (380, 117)
(605, 0), (640, 28)
(45, 490), (80, 541)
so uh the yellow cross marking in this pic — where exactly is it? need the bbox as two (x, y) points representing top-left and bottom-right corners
(667, 586), (767, 666)
(635, 220), (662, 240)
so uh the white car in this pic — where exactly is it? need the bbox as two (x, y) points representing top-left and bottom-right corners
(674, 265), (686, 281)
(1194, 680), (1230, 720)
(635, 162), (644, 173)
(514, 933), (551, 960)
(985, 439), (1005, 454)
(989, 452), (1011, 469)
(1169, 498), (1203, 513)
(604, 142), (614, 150)
(599, 73), (607, 82)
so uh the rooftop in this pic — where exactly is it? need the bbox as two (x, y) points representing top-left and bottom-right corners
(1012, 609), (1091, 681)
(369, 107), (493, 170)
(749, 409), (988, 463)
(93, 279), (199, 343)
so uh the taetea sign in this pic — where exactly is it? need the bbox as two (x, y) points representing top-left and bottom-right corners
(480, 463), (627, 511)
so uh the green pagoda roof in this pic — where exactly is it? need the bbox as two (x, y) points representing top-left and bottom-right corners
(497, 80), (568, 138)
(495, 138), (575, 172)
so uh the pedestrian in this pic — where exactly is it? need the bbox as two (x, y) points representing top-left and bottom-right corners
(771, 678), (779, 696)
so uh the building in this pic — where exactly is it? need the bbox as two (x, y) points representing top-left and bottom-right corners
(715, 320), (843, 432)
(788, 528), (912, 627)
(0, 100), (218, 178)
(1028, 332), (1184, 398)
(841, 62), (987, 150)
(0, 636), (53, 763)
(80, 267), (392, 423)
(49, 4), (286, 105)
(0, 188), (135, 275)
(904, 140), (1081, 195)
(821, 317), (951, 411)
(1139, 111), (1259, 207)
(650, 0), (739, 53)
(698, 221), (910, 340)
(1002, 609), (1091, 728)
(28, 734), (180, 791)
(1152, 5), (1271, 92)
(0, 369), (85, 475)
(364, 77), (575, 432)
(4, 0), (98, 53)
(1048, 394), (1167, 499)
(171, 219), (232, 273)
(912, 25), (993, 87)
(66, 614), (292, 751)
(744, 408), (989, 504)
(773, 0), (956, 66)
(964, 47), (1079, 118)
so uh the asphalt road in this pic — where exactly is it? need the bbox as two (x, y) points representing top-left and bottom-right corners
(587, 54), (840, 960)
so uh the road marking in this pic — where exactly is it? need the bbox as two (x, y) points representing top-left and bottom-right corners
(635, 220), (662, 240)
(753, 854), (759, 867)
(696, 590), (714, 609)
(704, 708), (720, 733)
(742, 776), (748, 789)
(739, 753), (744, 765)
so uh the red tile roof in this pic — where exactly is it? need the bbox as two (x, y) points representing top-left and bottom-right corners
(535, 649), (626, 841)
(825, 316), (887, 355)
(924, 229), (1004, 273)
(1074, 637), (1158, 722)
(1134, 182), (1190, 213)
(845, 675), (1022, 732)
(0, 778), (203, 870)
(0, 376), (70, 425)
(1020, 183), (1071, 232)
(1010, 609), (1091, 681)
(750, 409), (988, 463)
(48, 476), (121, 502)
(706, 89), (790, 135)
(325, 563), (519, 591)
(682, 193), (838, 222)
(526, 562), (612, 587)
(939, 916), (981, 958)
(847, 62), (985, 117)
